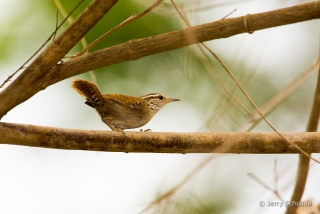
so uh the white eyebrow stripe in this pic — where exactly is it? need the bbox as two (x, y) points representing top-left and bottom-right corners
(141, 93), (162, 99)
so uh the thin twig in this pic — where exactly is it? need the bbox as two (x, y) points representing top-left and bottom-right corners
(53, 10), (59, 41)
(221, 8), (237, 19)
(248, 172), (285, 202)
(75, 0), (164, 56)
(188, 43), (252, 116)
(202, 35), (320, 164)
(139, 1), (320, 212)
(141, 155), (215, 213)
(170, 0), (320, 164)
(215, 51), (317, 162)
(239, 57), (320, 132)
(0, 0), (85, 89)
(0, 0), (118, 119)
(54, 0), (96, 84)
(53, 0), (74, 24)
(274, 159), (279, 194)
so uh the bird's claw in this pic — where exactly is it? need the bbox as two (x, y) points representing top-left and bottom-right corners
(140, 129), (152, 132)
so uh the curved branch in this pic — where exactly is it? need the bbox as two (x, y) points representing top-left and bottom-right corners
(1, 122), (320, 153)
(43, 1), (320, 86)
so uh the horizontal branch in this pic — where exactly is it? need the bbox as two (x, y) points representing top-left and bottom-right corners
(43, 1), (320, 86)
(1, 122), (320, 153)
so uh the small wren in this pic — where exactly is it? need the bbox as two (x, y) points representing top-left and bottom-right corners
(71, 79), (180, 132)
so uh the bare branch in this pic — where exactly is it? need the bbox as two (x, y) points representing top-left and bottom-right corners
(43, 1), (320, 87)
(140, 3), (320, 211)
(285, 58), (320, 214)
(0, 0), (85, 89)
(0, 0), (118, 118)
(171, 0), (319, 164)
(0, 2), (318, 120)
(1, 122), (320, 153)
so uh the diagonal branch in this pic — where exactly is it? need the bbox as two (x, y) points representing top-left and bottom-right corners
(1, 122), (320, 153)
(239, 58), (320, 132)
(0, 0), (85, 89)
(0, 0), (118, 119)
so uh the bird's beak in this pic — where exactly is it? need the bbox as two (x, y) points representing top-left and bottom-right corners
(168, 98), (181, 102)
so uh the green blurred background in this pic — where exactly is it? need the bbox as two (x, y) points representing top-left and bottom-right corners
(0, 0), (319, 213)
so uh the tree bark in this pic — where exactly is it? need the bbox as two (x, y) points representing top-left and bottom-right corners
(1, 122), (320, 153)
(43, 1), (320, 86)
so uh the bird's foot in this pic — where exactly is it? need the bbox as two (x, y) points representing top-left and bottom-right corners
(140, 129), (152, 132)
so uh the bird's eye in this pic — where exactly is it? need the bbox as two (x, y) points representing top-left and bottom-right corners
(159, 95), (163, 100)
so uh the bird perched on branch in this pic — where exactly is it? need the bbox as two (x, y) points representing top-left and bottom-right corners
(71, 79), (180, 132)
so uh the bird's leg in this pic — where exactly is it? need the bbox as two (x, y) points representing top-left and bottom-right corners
(104, 122), (125, 135)
(112, 128), (125, 135)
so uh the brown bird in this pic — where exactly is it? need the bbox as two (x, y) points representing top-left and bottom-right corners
(71, 79), (180, 132)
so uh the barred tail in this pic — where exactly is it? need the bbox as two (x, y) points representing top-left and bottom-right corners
(71, 79), (104, 108)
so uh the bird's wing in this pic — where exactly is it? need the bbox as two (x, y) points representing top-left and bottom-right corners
(104, 94), (144, 110)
